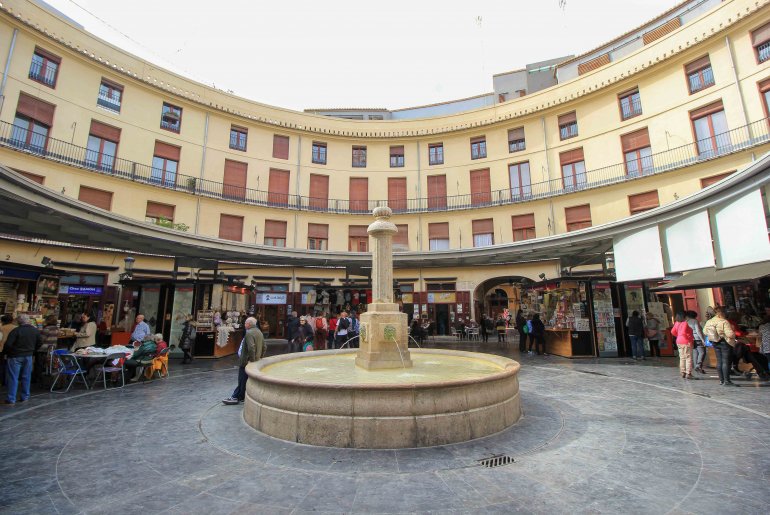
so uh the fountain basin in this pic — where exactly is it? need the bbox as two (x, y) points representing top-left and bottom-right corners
(243, 349), (521, 448)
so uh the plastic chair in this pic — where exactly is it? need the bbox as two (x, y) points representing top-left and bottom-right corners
(50, 350), (90, 393)
(450, 327), (461, 340)
(143, 346), (171, 381)
(92, 352), (127, 389)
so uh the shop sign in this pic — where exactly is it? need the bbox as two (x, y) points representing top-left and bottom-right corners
(402, 293), (413, 304)
(59, 285), (103, 296)
(427, 292), (456, 304)
(0, 267), (39, 280)
(255, 293), (287, 305)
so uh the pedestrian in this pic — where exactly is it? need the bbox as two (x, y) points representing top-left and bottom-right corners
(759, 315), (770, 367)
(314, 313), (328, 350)
(703, 307), (736, 386)
(335, 311), (350, 349)
(328, 313), (338, 349)
(3, 314), (42, 406)
(530, 313), (546, 355)
(495, 315), (506, 346)
(179, 314), (196, 364)
(286, 311), (300, 352)
(1, 314), (18, 386)
(686, 311), (706, 374)
(479, 314), (489, 343)
(626, 310), (645, 360)
(515, 309), (527, 352)
(296, 316), (313, 351)
(645, 312), (661, 359)
(671, 312), (695, 379)
(222, 317), (264, 405)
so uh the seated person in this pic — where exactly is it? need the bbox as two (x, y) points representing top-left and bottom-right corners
(733, 340), (770, 380)
(153, 333), (168, 355)
(410, 319), (424, 344)
(123, 338), (158, 382)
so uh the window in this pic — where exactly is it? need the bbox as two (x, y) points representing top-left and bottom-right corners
(618, 88), (642, 120)
(472, 219), (494, 247)
(700, 171), (735, 188)
(16, 170), (44, 184)
(628, 190), (660, 215)
(508, 127), (525, 152)
(565, 204), (592, 232)
(273, 134), (289, 159)
(427, 174), (447, 210)
(352, 146), (367, 167)
(428, 143), (444, 165)
(759, 78), (770, 121)
(145, 201), (175, 224)
(470, 136), (487, 160)
(97, 79), (123, 112)
(508, 161), (531, 198)
(29, 47), (59, 88)
(308, 174), (329, 210)
(349, 177), (368, 212)
(428, 222), (449, 250)
(559, 148), (586, 190)
(160, 102), (182, 132)
(388, 178), (407, 212)
(685, 56), (714, 94)
(469, 168), (491, 206)
(312, 141), (327, 164)
(86, 120), (120, 172)
(558, 112), (578, 140)
(308, 223), (328, 250)
(151, 141), (180, 187)
(219, 214), (243, 241)
(690, 101), (729, 158)
(268, 168), (290, 205)
(223, 159), (248, 200)
(390, 145), (404, 167)
(78, 186), (113, 211)
(621, 128), (653, 176)
(393, 224), (409, 251)
(751, 21), (770, 63)
(511, 214), (535, 241)
(264, 220), (287, 247)
(12, 92), (55, 152)
(229, 126), (247, 151)
(348, 226), (368, 252)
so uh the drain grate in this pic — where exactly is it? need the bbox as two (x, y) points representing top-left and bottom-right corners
(477, 454), (515, 468)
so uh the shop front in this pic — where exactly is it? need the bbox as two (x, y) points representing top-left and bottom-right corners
(0, 262), (66, 320)
(411, 289), (471, 336)
(254, 286), (288, 338)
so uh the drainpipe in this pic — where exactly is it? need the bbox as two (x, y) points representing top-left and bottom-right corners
(194, 113), (210, 234)
(724, 36), (749, 129)
(416, 140), (422, 250)
(541, 116), (556, 235)
(294, 135), (301, 248)
(0, 29), (19, 118)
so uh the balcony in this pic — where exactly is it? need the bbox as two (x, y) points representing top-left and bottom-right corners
(0, 117), (768, 216)
(28, 60), (56, 87)
(97, 92), (121, 113)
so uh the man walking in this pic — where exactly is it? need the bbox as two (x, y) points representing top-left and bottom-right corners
(223, 317), (264, 405)
(3, 314), (42, 406)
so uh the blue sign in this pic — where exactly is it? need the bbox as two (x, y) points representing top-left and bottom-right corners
(0, 267), (39, 280)
(63, 286), (103, 296)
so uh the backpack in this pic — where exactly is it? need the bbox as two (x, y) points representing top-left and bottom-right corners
(315, 317), (324, 330)
(525, 320), (533, 334)
(337, 317), (350, 330)
(351, 317), (359, 333)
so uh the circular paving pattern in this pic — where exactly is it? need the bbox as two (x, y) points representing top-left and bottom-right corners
(1, 352), (769, 514)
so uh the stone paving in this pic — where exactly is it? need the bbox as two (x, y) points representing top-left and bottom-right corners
(1, 338), (769, 514)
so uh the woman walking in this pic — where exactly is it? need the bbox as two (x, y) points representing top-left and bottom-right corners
(671, 312), (695, 379)
(703, 307), (736, 386)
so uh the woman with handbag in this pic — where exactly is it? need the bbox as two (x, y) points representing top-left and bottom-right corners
(644, 313), (661, 359)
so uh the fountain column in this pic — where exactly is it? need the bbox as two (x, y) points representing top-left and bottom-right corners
(355, 207), (412, 370)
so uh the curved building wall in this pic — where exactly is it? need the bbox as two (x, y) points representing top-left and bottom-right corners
(0, 0), (768, 270)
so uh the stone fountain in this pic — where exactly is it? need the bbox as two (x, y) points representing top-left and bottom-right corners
(243, 207), (521, 448)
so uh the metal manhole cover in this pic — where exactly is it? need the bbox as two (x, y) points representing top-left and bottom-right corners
(477, 454), (515, 468)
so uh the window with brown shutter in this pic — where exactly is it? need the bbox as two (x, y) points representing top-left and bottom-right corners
(700, 171), (735, 189)
(268, 168), (290, 205)
(427, 174), (447, 210)
(393, 224), (409, 251)
(642, 17), (681, 45)
(273, 135), (289, 159)
(621, 128), (653, 176)
(621, 129), (650, 152)
(348, 225), (369, 252)
(577, 53), (610, 75)
(512, 213), (535, 241)
(145, 201), (175, 223)
(565, 204), (591, 232)
(219, 214), (243, 241)
(264, 220), (287, 247)
(16, 92), (55, 126)
(428, 143), (444, 165)
(349, 177), (368, 212)
(16, 170), (44, 184)
(618, 88), (642, 120)
(78, 186), (113, 211)
(472, 218), (494, 247)
(508, 127), (525, 152)
(470, 136), (487, 159)
(388, 177), (407, 212)
(390, 145), (404, 168)
(470, 168), (491, 206)
(308, 174), (329, 210)
(628, 190), (660, 215)
(685, 55), (714, 94)
(223, 159), (248, 200)
(428, 222), (450, 250)
(752, 21), (770, 63)
(29, 47), (60, 88)
(558, 111), (578, 140)
(559, 148), (586, 189)
(308, 223), (328, 250)
(89, 120), (121, 142)
(153, 141), (181, 161)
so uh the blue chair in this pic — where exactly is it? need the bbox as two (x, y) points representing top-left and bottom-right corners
(50, 349), (90, 393)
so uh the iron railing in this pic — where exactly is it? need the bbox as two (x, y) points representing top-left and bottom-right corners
(0, 116), (768, 215)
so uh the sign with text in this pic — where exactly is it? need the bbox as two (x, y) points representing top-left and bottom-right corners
(59, 285), (103, 296)
(255, 293), (287, 305)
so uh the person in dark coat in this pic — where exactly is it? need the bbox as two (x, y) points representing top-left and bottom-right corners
(3, 314), (42, 405)
(222, 317), (264, 405)
(530, 313), (546, 355)
(515, 310), (527, 352)
(179, 314), (195, 364)
(286, 311), (300, 353)
(626, 310), (645, 360)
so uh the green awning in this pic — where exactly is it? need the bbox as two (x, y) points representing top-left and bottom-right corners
(652, 261), (770, 291)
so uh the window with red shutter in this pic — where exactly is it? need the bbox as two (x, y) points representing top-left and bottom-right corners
(308, 223), (329, 250)
(273, 135), (289, 159)
(470, 168), (491, 206)
(308, 174), (329, 210)
(219, 214), (244, 241)
(349, 178), (368, 213)
(565, 204), (592, 232)
(427, 175), (447, 210)
(511, 214), (535, 241)
(428, 222), (449, 250)
(78, 186), (113, 211)
(388, 178), (407, 212)
(223, 160), (248, 200)
(264, 220), (287, 247)
(393, 224), (409, 251)
(628, 191), (660, 215)
(268, 168), (290, 205)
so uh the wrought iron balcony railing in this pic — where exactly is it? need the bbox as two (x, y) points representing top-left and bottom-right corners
(0, 116), (768, 215)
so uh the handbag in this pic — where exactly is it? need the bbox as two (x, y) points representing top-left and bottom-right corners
(644, 328), (657, 339)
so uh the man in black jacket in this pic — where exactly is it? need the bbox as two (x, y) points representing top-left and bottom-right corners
(4, 314), (42, 406)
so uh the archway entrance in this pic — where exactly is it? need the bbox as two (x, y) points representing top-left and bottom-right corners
(472, 276), (534, 322)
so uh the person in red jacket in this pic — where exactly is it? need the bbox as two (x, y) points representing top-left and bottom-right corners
(671, 312), (694, 379)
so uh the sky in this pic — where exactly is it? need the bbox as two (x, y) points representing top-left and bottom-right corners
(40, 0), (682, 111)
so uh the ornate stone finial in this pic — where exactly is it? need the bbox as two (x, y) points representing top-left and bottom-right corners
(372, 206), (392, 219)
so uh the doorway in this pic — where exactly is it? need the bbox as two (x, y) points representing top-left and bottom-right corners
(436, 304), (449, 335)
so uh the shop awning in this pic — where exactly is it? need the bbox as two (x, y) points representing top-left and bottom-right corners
(652, 261), (770, 291)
